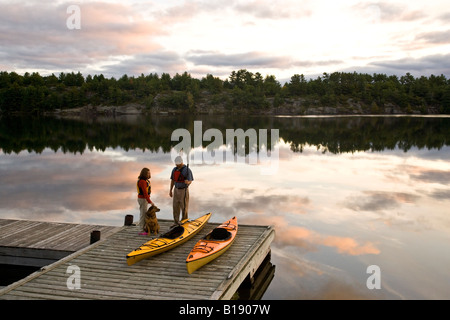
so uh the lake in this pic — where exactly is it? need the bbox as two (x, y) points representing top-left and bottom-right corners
(0, 114), (449, 299)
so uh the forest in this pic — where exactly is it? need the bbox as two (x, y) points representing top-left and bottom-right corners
(0, 69), (450, 114)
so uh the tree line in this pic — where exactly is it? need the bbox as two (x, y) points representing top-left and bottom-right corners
(0, 69), (449, 114)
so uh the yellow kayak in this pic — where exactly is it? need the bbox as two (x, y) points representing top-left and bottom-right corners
(126, 212), (211, 266)
(186, 216), (238, 274)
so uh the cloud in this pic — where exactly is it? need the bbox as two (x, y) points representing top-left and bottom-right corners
(357, 53), (450, 76)
(345, 191), (417, 212)
(415, 29), (450, 45)
(321, 236), (380, 255)
(191, 190), (311, 220)
(438, 12), (450, 22)
(270, 250), (385, 299)
(98, 51), (186, 77)
(250, 214), (380, 256)
(186, 51), (342, 70)
(410, 169), (450, 185)
(187, 51), (283, 68)
(351, 1), (426, 23)
(0, 1), (164, 72)
(0, 149), (167, 220)
(429, 189), (450, 200)
(233, 0), (313, 20)
(277, 224), (380, 256)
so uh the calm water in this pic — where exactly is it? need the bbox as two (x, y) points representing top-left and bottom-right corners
(1, 114), (449, 299)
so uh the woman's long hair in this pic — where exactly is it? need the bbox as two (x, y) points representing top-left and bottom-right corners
(138, 167), (150, 180)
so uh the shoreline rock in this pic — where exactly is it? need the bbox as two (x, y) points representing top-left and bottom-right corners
(7, 99), (444, 118)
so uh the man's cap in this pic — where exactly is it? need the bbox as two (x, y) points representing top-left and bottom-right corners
(174, 156), (183, 165)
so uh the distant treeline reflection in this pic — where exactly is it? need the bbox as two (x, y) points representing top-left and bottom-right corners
(0, 115), (449, 155)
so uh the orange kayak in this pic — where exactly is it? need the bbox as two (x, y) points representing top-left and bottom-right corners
(186, 216), (238, 274)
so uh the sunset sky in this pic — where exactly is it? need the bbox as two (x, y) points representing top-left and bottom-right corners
(1, 0), (450, 82)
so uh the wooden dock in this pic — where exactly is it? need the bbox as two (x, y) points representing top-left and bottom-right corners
(0, 219), (121, 267)
(0, 217), (275, 300)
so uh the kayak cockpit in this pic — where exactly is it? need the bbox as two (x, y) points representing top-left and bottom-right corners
(161, 226), (185, 239)
(204, 227), (232, 241)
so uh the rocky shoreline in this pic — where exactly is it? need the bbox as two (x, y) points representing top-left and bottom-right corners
(44, 99), (443, 118)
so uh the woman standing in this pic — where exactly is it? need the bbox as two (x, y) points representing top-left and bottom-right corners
(137, 167), (154, 233)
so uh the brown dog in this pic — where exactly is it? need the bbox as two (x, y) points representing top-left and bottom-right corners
(144, 205), (160, 235)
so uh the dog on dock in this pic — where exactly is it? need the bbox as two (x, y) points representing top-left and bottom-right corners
(144, 205), (160, 235)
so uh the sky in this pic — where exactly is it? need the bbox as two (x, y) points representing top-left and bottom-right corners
(1, 0), (450, 82)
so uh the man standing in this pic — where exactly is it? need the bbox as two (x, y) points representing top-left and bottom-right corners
(169, 156), (193, 225)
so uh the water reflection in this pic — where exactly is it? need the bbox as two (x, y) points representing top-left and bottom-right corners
(234, 253), (275, 300)
(0, 115), (449, 299)
(1, 115), (449, 155)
